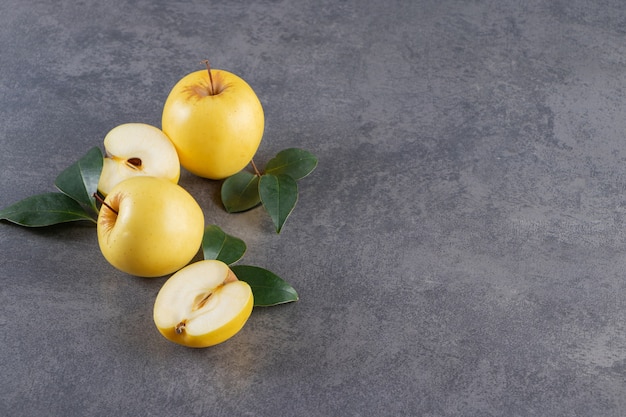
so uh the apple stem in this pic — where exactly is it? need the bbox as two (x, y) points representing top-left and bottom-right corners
(201, 59), (215, 95)
(93, 192), (118, 215)
(250, 159), (262, 176)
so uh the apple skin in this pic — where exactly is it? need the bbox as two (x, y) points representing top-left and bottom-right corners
(153, 260), (254, 348)
(97, 176), (204, 278)
(161, 68), (264, 180)
(97, 123), (180, 196)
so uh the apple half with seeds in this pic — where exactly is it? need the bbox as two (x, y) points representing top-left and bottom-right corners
(97, 123), (180, 196)
(153, 260), (254, 348)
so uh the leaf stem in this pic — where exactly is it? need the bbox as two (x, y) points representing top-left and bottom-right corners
(93, 192), (118, 215)
(250, 159), (262, 177)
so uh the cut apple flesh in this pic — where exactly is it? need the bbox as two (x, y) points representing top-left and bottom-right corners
(153, 260), (253, 348)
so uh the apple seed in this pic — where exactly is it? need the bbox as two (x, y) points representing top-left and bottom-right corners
(192, 291), (214, 311)
(126, 157), (142, 169)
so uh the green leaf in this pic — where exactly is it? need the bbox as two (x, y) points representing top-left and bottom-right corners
(259, 174), (298, 233)
(231, 265), (298, 306)
(54, 146), (103, 212)
(264, 148), (318, 180)
(221, 170), (261, 213)
(0, 192), (96, 227)
(202, 224), (246, 265)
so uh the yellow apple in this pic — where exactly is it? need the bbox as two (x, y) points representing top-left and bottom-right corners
(161, 65), (264, 179)
(153, 260), (254, 347)
(97, 123), (180, 196)
(97, 176), (204, 277)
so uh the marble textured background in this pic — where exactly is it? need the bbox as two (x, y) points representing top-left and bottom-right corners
(1, 0), (626, 416)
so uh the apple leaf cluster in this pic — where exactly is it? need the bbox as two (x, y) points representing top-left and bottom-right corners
(0, 146), (301, 306)
(221, 148), (318, 233)
(0, 147), (103, 226)
(202, 225), (298, 306)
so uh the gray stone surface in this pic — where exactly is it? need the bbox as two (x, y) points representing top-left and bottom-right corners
(2, 0), (626, 416)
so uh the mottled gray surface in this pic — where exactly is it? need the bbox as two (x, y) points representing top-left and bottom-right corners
(2, 0), (626, 416)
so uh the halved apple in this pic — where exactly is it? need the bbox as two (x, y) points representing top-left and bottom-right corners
(153, 260), (254, 348)
(97, 123), (180, 196)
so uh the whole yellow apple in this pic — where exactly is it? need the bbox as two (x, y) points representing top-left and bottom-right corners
(161, 64), (264, 179)
(153, 260), (254, 347)
(97, 176), (204, 277)
(97, 123), (180, 196)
